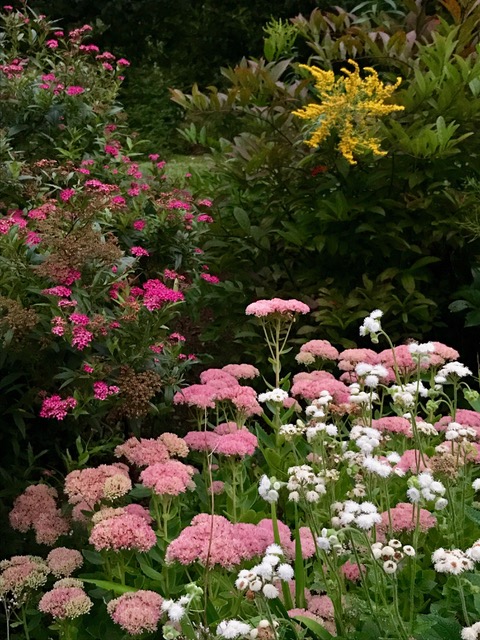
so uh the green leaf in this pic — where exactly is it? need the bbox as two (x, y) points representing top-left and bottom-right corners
(138, 560), (164, 582)
(465, 505), (480, 525)
(233, 207), (251, 233)
(82, 550), (104, 565)
(293, 615), (335, 639)
(81, 579), (136, 594)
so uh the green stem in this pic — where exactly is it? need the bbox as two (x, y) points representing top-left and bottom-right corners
(457, 577), (470, 626)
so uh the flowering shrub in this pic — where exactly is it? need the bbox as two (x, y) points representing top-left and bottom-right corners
(3, 298), (480, 640)
(0, 5), (220, 527)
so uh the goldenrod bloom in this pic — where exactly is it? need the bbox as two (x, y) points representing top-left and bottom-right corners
(293, 60), (404, 164)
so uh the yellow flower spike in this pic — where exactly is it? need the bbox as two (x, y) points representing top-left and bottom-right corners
(293, 61), (404, 164)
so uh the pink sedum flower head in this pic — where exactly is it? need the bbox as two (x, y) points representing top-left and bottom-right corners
(140, 460), (196, 496)
(9, 484), (70, 545)
(46, 548), (83, 577)
(245, 297), (310, 318)
(64, 463), (130, 508)
(89, 508), (156, 552)
(222, 363), (260, 379)
(296, 340), (339, 364)
(115, 436), (170, 467)
(214, 428), (258, 457)
(107, 590), (163, 635)
(0, 556), (50, 598)
(39, 586), (92, 619)
(378, 502), (436, 535)
(291, 371), (350, 404)
(371, 417), (413, 437)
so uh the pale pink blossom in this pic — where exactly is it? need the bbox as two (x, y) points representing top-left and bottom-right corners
(222, 364), (260, 379)
(245, 298), (310, 317)
(371, 417), (413, 437)
(89, 509), (156, 552)
(140, 460), (196, 496)
(46, 548), (83, 577)
(107, 590), (163, 635)
(39, 586), (92, 619)
(115, 437), (170, 466)
(378, 502), (436, 535)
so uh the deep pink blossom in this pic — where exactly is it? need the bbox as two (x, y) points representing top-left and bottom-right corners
(66, 86), (85, 96)
(40, 395), (77, 420)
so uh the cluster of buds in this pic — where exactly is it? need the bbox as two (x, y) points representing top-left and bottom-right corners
(359, 309), (383, 343)
(279, 421), (305, 440)
(331, 500), (382, 530)
(408, 342), (435, 364)
(371, 540), (415, 574)
(305, 391), (333, 419)
(235, 545), (294, 599)
(286, 465), (326, 503)
(348, 384), (379, 409)
(316, 528), (342, 554)
(407, 472), (447, 510)
(435, 361), (472, 385)
(161, 583), (203, 623)
(258, 476), (284, 503)
(389, 381), (429, 409)
(258, 388), (289, 404)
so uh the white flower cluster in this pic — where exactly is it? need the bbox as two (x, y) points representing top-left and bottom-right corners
(355, 363), (389, 388)
(161, 595), (193, 622)
(362, 455), (393, 478)
(217, 620), (252, 639)
(406, 472), (447, 509)
(415, 420), (439, 436)
(359, 309), (383, 343)
(348, 384), (379, 409)
(235, 544), (294, 599)
(279, 421), (305, 440)
(408, 342), (435, 364)
(432, 548), (474, 575)
(445, 421), (477, 441)
(331, 500), (382, 530)
(316, 527), (342, 554)
(371, 540), (415, 575)
(258, 476), (284, 503)
(305, 392), (333, 419)
(305, 422), (338, 443)
(287, 465), (326, 503)
(258, 389), (289, 404)
(472, 479), (480, 492)
(350, 425), (382, 454)
(435, 361), (472, 384)
(389, 381), (429, 409)
(462, 621), (480, 640)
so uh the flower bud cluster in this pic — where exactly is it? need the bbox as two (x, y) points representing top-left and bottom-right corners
(258, 476), (284, 503)
(348, 385), (378, 409)
(389, 382), (428, 409)
(258, 389), (289, 404)
(217, 620), (252, 638)
(359, 310), (383, 343)
(287, 465), (326, 503)
(316, 528), (342, 553)
(305, 392), (332, 419)
(279, 421), (305, 440)
(331, 500), (382, 530)
(235, 545), (294, 599)
(407, 472), (447, 510)
(408, 342), (435, 364)
(461, 621), (480, 640)
(371, 540), (415, 574)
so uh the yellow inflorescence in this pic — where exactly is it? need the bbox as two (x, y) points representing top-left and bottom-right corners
(293, 60), (404, 164)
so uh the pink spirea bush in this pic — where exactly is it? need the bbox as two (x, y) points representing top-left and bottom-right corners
(89, 508), (157, 552)
(107, 590), (163, 635)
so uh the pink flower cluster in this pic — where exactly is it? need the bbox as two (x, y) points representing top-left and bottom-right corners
(93, 381), (120, 400)
(371, 416), (413, 437)
(46, 548), (83, 577)
(436, 409), (480, 438)
(64, 463), (131, 514)
(39, 585), (93, 619)
(107, 590), (163, 635)
(89, 508), (156, 552)
(221, 363), (260, 379)
(378, 502), (437, 535)
(142, 279), (184, 311)
(173, 369), (262, 416)
(291, 371), (350, 404)
(245, 298), (310, 318)
(114, 433), (188, 467)
(0, 556), (49, 597)
(296, 339), (339, 364)
(184, 425), (258, 458)
(166, 515), (310, 568)
(39, 394), (77, 420)
(9, 484), (70, 545)
(140, 460), (196, 496)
